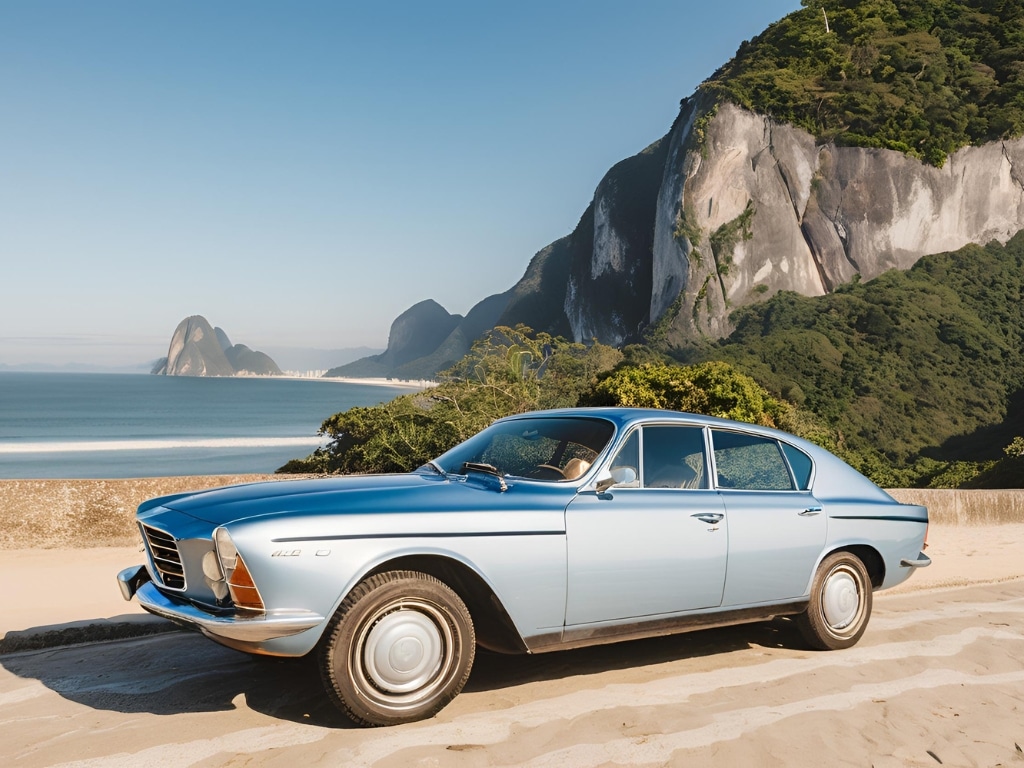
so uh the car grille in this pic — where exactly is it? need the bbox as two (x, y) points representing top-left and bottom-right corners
(141, 524), (186, 590)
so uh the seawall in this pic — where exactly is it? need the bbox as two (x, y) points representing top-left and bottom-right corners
(0, 479), (1019, 550)
(887, 489), (1024, 526)
(0, 476), (282, 549)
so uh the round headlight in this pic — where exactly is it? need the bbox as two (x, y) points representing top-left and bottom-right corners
(214, 527), (238, 579)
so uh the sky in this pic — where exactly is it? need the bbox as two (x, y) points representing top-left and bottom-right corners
(1, 0), (801, 369)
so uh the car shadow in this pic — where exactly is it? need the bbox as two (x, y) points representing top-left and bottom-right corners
(0, 615), (806, 729)
(465, 616), (804, 692)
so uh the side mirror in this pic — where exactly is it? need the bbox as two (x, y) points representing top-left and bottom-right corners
(594, 466), (637, 493)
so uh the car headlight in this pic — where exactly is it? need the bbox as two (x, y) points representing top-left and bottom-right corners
(213, 527), (265, 612)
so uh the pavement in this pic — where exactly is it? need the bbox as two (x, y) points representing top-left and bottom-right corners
(0, 547), (176, 654)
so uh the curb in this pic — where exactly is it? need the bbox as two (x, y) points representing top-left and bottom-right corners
(0, 615), (179, 655)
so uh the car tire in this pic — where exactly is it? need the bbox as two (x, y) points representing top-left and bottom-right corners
(319, 570), (475, 727)
(796, 551), (872, 651)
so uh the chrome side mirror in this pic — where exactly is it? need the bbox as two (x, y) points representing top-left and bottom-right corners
(594, 466), (637, 493)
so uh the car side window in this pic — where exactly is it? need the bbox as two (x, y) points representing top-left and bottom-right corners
(781, 442), (814, 490)
(711, 430), (794, 491)
(642, 425), (708, 489)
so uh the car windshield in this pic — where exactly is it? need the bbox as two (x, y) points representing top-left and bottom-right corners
(428, 416), (615, 482)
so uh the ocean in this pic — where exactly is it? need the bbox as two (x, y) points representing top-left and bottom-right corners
(0, 372), (411, 479)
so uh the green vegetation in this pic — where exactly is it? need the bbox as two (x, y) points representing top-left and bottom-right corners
(691, 103), (720, 158)
(283, 234), (1024, 488)
(673, 204), (702, 247)
(710, 200), (756, 277)
(700, 232), (1024, 486)
(279, 327), (622, 475)
(702, 0), (1024, 166)
(581, 361), (785, 426)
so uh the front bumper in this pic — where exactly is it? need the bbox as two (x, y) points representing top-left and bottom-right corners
(117, 565), (324, 643)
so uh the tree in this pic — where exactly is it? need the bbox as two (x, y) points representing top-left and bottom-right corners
(579, 360), (789, 427)
(279, 327), (621, 475)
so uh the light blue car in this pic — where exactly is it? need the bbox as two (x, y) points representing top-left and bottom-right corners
(118, 407), (930, 726)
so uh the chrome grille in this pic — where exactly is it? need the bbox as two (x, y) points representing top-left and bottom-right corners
(141, 524), (186, 590)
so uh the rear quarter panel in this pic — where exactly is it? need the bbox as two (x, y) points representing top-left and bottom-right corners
(823, 501), (929, 590)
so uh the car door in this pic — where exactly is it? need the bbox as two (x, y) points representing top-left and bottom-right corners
(564, 425), (728, 626)
(710, 429), (826, 606)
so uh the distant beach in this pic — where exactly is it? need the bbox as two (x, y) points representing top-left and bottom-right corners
(262, 374), (435, 389)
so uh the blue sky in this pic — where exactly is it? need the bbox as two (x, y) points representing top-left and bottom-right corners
(2, 0), (800, 368)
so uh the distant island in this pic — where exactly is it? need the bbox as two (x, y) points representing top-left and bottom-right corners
(152, 315), (281, 377)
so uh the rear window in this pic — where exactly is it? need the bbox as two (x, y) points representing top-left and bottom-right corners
(711, 430), (794, 491)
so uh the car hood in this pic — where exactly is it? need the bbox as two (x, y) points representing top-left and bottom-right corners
(150, 472), (567, 527)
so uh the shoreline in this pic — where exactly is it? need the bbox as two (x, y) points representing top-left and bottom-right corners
(236, 373), (436, 389)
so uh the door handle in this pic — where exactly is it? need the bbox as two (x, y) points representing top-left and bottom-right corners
(691, 512), (724, 525)
(799, 507), (822, 516)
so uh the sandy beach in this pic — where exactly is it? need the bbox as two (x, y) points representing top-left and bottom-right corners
(0, 478), (1021, 767)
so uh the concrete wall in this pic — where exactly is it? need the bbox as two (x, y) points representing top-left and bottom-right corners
(887, 489), (1024, 526)
(0, 476), (281, 549)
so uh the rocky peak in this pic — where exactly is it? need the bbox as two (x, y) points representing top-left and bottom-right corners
(152, 316), (281, 376)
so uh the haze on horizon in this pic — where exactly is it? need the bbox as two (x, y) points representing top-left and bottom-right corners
(2, 0), (800, 369)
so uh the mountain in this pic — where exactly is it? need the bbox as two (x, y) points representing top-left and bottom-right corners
(345, 0), (1024, 378)
(259, 346), (383, 373)
(152, 316), (282, 376)
(327, 292), (511, 380)
(707, 232), (1024, 480)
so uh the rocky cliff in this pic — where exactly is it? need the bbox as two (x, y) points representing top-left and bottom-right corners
(347, 99), (1024, 377)
(497, 99), (1024, 347)
(152, 316), (281, 376)
(344, 0), (1024, 376)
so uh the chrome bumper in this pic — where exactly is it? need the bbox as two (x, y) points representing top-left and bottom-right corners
(900, 551), (932, 568)
(118, 565), (324, 643)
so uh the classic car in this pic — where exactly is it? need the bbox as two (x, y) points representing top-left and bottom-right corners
(118, 407), (930, 726)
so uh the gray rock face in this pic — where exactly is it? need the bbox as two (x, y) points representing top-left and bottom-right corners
(153, 316), (280, 376)
(657, 102), (1024, 339)
(507, 100), (1024, 344)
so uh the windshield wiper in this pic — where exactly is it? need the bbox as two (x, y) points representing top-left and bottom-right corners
(460, 462), (508, 492)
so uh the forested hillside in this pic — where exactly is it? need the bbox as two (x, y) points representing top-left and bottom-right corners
(704, 0), (1024, 165)
(703, 232), (1024, 484)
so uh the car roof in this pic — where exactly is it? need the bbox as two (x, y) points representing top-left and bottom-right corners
(497, 407), (780, 436)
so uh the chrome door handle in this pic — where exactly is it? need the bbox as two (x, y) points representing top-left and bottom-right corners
(691, 512), (724, 524)
(799, 507), (822, 516)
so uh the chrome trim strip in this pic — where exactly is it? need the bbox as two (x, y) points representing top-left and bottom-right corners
(270, 530), (563, 544)
(832, 515), (929, 523)
(524, 601), (808, 653)
(135, 581), (324, 642)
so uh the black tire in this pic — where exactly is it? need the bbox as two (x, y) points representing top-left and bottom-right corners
(318, 570), (475, 727)
(796, 551), (873, 651)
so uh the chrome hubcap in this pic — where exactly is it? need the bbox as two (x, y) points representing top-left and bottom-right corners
(822, 566), (861, 631)
(355, 599), (454, 704)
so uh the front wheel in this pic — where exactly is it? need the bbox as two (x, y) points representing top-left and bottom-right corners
(319, 570), (475, 726)
(796, 551), (872, 650)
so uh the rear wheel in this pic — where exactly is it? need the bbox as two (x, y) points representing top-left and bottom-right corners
(796, 551), (872, 650)
(319, 570), (475, 726)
